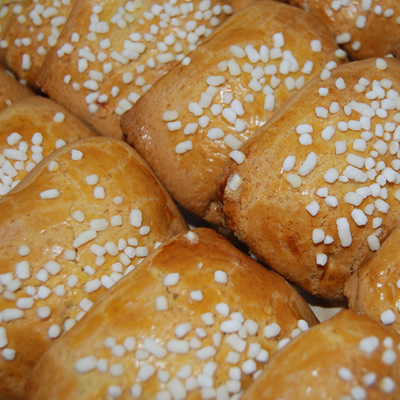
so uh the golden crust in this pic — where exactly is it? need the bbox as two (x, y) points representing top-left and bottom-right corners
(121, 0), (344, 224)
(0, 0), (74, 88)
(37, 0), (238, 139)
(218, 57), (400, 299)
(392, 39), (400, 60)
(0, 64), (33, 111)
(0, 1), (15, 39)
(290, 0), (400, 60)
(0, 95), (97, 196)
(25, 227), (317, 400)
(345, 223), (400, 331)
(242, 309), (400, 399)
(0, 137), (187, 399)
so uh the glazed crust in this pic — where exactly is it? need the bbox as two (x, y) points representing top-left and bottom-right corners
(290, 0), (400, 60)
(0, 95), (97, 195)
(0, 0), (74, 88)
(121, 0), (344, 224)
(0, 137), (187, 399)
(241, 309), (400, 400)
(0, 65), (33, 112)
(218, 57), (400, 299)
(25, 227), (317, 400)
(37, 0), (238, 139)
(392, 39), (400, 60)
(345, 223), (400, 331)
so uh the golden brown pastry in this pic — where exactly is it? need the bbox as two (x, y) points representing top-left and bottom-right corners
(290, 0), (400, 60)
(0, 95), (97, 195)
(0, 136), (187, 399)
(25, 227), (318, 400)
(218, 57), (400, 300)
(38, 0), (240, 139)
(0, 0), (13, 39)
(392, 39), (400, 60)
(0, 64), (33, 111)
(345, 223), (400, 331)
(0, 0), (74, 88)
(241, 309), (400, 399)
(121, 0), (345, 224)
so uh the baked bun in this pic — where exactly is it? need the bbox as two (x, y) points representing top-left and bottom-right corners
(38, 0), (240, 139)
(218, 57), (400, 299)
(345, 223), (400, 331)
(0, 95), (97, 196)
(0, 0), (73, 88)
(0, 137), (187, 399)
(0, 64), (33, 111)
(241, 309), (400, 399)
(121, 0), (345, 224)
(290, 0), (400, 60)
(25, 227), (318, 400)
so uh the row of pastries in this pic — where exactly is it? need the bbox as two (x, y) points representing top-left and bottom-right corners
(0, 0), (399, 399)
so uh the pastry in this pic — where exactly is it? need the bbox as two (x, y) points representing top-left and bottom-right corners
(218, 57), (400, 299)
(0, 64), (33, 111)
(25, 227), (318, 400)
(290, 0), (400, 60)
(0, 0), (75, 88)
(0, 136), (186, 399)
(121, 0), (345, 224)
(242, 309), (400, 399)
(345, 223), (400, 331)
(38, 0), (241, 139)
(0, 95), (97, 196)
